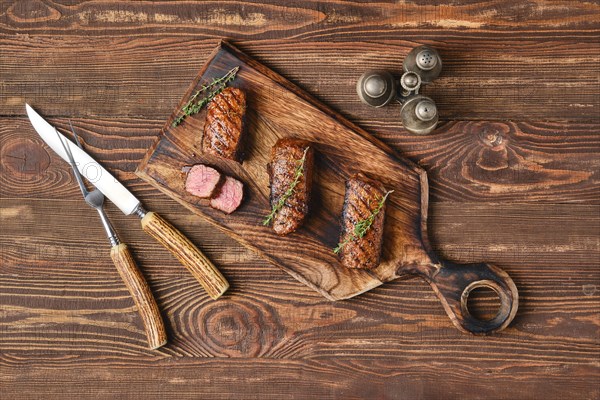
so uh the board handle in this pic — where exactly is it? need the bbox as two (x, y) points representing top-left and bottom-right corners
(140, 212), (229, 300)
(110, 243), (167, 349)
(427, 261), (518, 335)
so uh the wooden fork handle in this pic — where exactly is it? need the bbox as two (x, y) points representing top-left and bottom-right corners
(110, 243), (167, 349)
(140, 212), (229, 300)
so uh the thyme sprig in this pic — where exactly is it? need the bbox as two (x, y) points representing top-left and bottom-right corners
(263, 147), (310, 226)
(172, 66), (239, 127)
(333, 190), (393, 254)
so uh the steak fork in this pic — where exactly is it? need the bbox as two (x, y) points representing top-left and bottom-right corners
(56, 123), (167, 349)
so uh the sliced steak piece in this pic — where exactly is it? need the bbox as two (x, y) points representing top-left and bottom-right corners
(210, 176), (244, 214)
(267, 138), (314, 235)
(202, 87), (246, 162)
(338, 174), (388, 270)
(185, 164), (222, 198)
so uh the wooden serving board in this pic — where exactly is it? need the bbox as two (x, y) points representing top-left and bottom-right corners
(137, 40), (518, 334)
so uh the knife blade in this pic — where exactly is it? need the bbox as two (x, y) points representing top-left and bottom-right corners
(26, 104), (140, 215)
(26, 104), (229, 299)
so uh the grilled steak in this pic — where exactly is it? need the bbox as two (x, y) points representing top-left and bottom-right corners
(338, 174), (388, 270)
(185, 164), (222, 198)
(202, 87), (246, 161)
(210, 176), (244, 214)
(267, 138), (314, 235)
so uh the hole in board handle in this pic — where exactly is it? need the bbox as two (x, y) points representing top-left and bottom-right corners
(460, 280), (503, 322)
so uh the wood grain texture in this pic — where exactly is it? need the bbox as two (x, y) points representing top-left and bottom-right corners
(1, 0), (598, 35)
(109, 243), (167, 349)
(1, 0), (599, 398)
(1, 36), (598, 122)
(141, 211), (229, 300)
(1, 358), (599, 400)
(1, 198), (598, 396)
(2, 118), (598, 204)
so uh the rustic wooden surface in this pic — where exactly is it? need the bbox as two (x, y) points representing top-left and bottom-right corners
(0, 1), (598, 399)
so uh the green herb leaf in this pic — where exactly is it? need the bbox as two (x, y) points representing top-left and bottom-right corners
(263, 147), (310, 226)
(333, 189), (393, 254)
(172, 66), (240, 127)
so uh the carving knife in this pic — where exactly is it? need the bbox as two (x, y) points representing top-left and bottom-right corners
(25, 104), (229, 300)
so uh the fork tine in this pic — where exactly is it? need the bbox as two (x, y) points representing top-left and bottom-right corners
(68, 120), (84, 150)
(55, 128), (88, 198)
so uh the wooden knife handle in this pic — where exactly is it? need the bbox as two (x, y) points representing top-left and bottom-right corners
(140, 212), (229, 300)
(110, 243), (167, 349)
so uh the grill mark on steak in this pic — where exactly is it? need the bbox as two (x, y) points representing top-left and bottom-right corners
(202, 87), (246, 161)
(206, 109), (235, 151)
(206, 128), (227, 154)
(211, 97), (236, 139)
(267, 138), (314, 236)
(344, 197), (377, 263)
(338, 173), (388, 270)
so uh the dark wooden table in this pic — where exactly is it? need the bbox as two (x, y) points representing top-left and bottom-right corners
(1, 1), (598, 399)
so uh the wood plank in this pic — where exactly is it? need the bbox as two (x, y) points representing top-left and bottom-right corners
(391, 120), (600, 203)
(0, 358), (598, 400)
(1, 35), (598, 121)
(2, 199), (598, 269)
(2, 118), (597, 204)
(1, 0), (598, 35)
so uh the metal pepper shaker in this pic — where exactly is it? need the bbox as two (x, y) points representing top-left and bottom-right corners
(356, 45), (442, 135)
